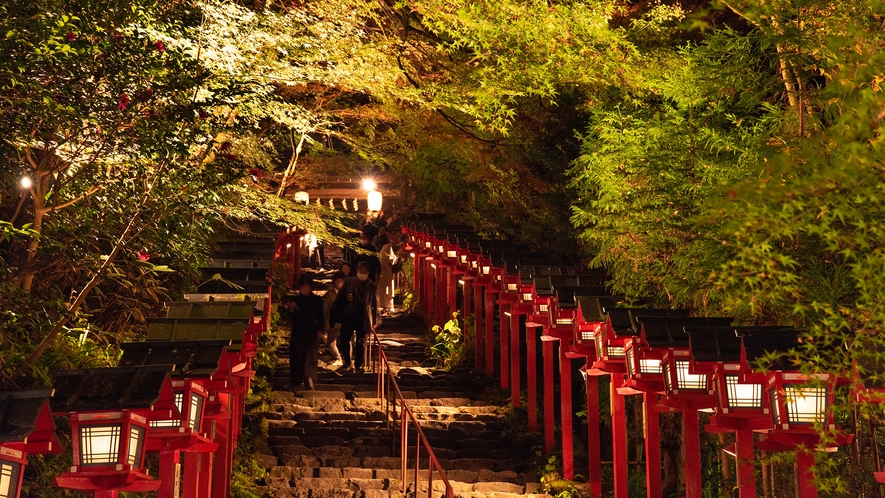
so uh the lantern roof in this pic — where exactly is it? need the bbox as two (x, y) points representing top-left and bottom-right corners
(51, 365), (174, 412)
(577, 296), (618, 322)
(554, 286), (610, 309)
(198, 267), (268, 282)
(119, 340), (230, 377)
(0, 390), (54, 443)
(550, 274), (606, 288)
(146, 317), (250, 342)
(684, 326), (744, 362)
(166, 301), (256, 319)
(607, 308), (688, 338)
(736, 327), (801, 371)
(639, 315), (731, 348)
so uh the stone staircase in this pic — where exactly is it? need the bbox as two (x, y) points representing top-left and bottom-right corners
(255, 313), (547, 498)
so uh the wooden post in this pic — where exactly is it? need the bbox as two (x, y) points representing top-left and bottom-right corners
(526, 325), (538, 432)
(510, 313), (521, 407)
(683, 408), (703, 498)
(211, 394), (233, 498)
(158, 450), (180, 498)
(435, 264), (446, 326)
(500, 303), (510, 389)
(543, 339), (555, 454)
(473, 283), (484, 371)
(612, 375), (628, 498)
(587, 375), (602, 498)
(644, 393), (661, 498)
(735, 430), (757, 498)
(485, 288), (495, 375)
(795, 449), (818, 498)
(559, 346), (574, 480)
(448, 269), (458, 317)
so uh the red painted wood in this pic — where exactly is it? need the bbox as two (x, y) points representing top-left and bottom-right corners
(500, 304), (510, 389)
(644, 393), (661, 498)
(510, 313), (521, 407)
(94, 491), (118, 498)
(682, 408), (703, 498)
(559, 347), (574, 480)
(796, 449), (819, 498)
(735, 431), (756, 498)
(435, 265), (447, 326)
(474, 285), (484, 371)
(543, 340), (555, 454)
(526, 325), (537, 432)
(448, 269), (458, 317)
(413, 255), (421, 308)
(611, 375), (628, 498)
(462, 281), (472, 336)
(586, 376), (602, 498)
(424, 259), (434, 326)
(181, 452), (209, 498)
(157, 450), (178, 498)
(485, 289), (495, 375)
(211, 396), (233, 498)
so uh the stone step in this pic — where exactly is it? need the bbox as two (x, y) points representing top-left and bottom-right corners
(263, 468), (539, 494)
(265, 467), (533, 485)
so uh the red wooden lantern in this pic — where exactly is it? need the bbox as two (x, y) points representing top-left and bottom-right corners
(737, 329), (850, 498)
(0, 391), (62, 498)
(120, 340), (231, 498)
(51, 365), (181, 498)
(630, 315), (730, 498)
(683, 326), (790, 498)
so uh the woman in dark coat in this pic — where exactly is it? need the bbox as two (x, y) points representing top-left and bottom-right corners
(285, 275), (324, 390)
(333, 261), (378, 372)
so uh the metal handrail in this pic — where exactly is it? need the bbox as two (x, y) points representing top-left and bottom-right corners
(368, 330), (455, 498)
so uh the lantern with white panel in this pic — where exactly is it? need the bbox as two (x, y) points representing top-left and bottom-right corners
(683, 326), (791, 498)
(566, 293), (617, 498)
(145, 318), (252, 498)
(52, 365), (181, 498)
(633, 316), (732, 498)
(0, 391), (61, 498)
(736, 329), (851, 498)
(119, 340), (230, 498)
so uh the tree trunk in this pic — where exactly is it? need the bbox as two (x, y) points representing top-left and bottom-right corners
(277, 132), (307, 197)
(22, 210), (140, 369)
(16, 171), (49, 292)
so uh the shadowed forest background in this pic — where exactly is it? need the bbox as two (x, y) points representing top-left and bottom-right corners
(2, 0), (885, 496)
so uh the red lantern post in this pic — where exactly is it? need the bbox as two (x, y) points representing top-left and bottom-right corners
(51, 365), (182, 497)
(0, 391), (62, 498)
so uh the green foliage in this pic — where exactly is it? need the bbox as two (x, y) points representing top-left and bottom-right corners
(426, 311), (465, 370)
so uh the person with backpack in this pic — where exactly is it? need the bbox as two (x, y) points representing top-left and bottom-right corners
(323, 272), (346, 365)
(330, 261), (378, 372)
(284, 275), (324, 390)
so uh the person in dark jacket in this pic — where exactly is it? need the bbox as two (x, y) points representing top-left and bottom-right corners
(333, 261), (378, 372)
(284, 275), (324, 390)
(350, 233), (381, 282)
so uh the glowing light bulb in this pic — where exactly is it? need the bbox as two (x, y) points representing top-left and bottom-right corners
(20, 176), (33, 189)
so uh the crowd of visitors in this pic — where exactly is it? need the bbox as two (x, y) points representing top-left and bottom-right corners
(284, 211), (407, 391)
